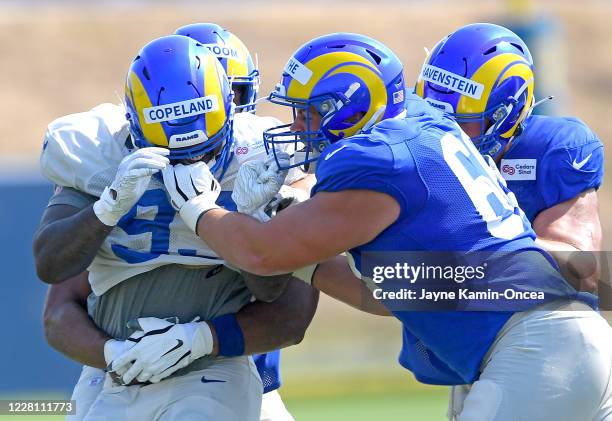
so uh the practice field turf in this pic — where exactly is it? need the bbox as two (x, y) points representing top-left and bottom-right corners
(285, 390), (448, 421)
(2, 374), (448, 421)
(282, 371), (449, 421)
(0, 394), (447, 421)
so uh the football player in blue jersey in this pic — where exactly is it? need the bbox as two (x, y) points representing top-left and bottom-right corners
(416, 23), (604, 294)
(162, 32), (612, 420)
(35, 29), (316, 421)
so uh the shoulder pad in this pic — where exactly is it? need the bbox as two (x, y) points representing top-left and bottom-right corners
(41, 103), (130, 197)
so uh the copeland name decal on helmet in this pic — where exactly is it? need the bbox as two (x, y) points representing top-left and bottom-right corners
(143, 96), (219, 124)
(124, 34), (235, 176)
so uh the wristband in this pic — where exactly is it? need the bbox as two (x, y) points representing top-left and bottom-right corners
(179, 195), (221, 234)
(210, 314), (245, 357)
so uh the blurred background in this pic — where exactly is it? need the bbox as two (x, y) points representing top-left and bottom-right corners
(0, 0), (610, 419)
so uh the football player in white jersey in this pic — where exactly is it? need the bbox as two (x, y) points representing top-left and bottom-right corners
(35, 32), (315, 421)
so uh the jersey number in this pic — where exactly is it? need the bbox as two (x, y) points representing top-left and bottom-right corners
(111, 189), (225, 264)
(441, 132), (526, 240)
(112, 189), (175, 263)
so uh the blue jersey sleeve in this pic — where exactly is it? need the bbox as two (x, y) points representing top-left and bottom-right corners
(539, 137), (604, 208)
(312, 140), (413, 217)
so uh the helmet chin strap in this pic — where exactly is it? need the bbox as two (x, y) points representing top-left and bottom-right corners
(485, 77), (534, 138)
(361, 105), (386, 132)
(321, 82), (361, 127)
(236, 96), (267, 111)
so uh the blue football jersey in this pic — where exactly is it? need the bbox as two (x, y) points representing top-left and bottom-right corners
(312, 95), (580, 385)
(500, 115), (604, 222)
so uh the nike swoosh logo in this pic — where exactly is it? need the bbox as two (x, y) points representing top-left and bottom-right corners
(201, 376), (226, 384)
(572, 153), (592, 170)
(161, 339), (183, 357)
(324, 145), (348, 161)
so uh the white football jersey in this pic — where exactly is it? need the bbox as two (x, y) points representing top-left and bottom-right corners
(41, 104), (305, 295)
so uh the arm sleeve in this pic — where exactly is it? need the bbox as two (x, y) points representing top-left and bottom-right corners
(47, 186), (97, 209)
(540, 140), (604, 208)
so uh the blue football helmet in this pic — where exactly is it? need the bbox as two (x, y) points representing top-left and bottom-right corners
(264, 32), (406, 170)
(416, 23), (536, 160)
(124, 35), (235, 176)
(175, 23), (260, 112)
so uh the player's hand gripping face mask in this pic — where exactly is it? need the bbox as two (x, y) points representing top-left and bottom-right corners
(263, 32), (406, 173)
(231, 151), (290, 221)
(124, 35), (236, 178)
(162, 161), (222, 233)
(93, 147), (170, 226)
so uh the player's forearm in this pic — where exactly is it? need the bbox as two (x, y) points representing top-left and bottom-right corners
(34, 206), (112, 284)
(197, 209), (290, 275)
(535, 237), (600, 292)
(209, 278), (319, 356)
(43, 300), (109, 369)
(313, 256), (391, 316)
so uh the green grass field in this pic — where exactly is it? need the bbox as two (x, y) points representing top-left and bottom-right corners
(286, 390), (447, 421)
(282, 371), (449, 421)
(1, 373), (448, 421)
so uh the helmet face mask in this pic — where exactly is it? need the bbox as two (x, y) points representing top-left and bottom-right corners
(174, 23), (260, 113)
(124, 35), (235, 177)
(265, 86), (347, 172)
(416, 23), (536, 160)
(264, 33), (406, 171)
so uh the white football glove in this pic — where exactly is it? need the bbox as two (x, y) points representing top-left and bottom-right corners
(93, 147), (170, 226)
(265, 185), (310, 216)
(232, 152), (290, 221)
(108, 317), (214, 385)
(162, 162), (221, 232)
(103, 328), (146, 384)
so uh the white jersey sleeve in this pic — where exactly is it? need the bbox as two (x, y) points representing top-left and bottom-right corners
(40, 103), (131, 197)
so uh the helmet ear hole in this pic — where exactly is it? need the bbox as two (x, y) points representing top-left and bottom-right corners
(343, 112), (365, 124)
(483, 46), (497, 55)
(510, 43), (525, 54)
(366, 49), (382, 64)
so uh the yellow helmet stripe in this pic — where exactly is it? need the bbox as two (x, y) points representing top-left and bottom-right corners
(497, 64), (534, 138)
(457, 53), (533, 116)
(127, 70), (169, 147)
(286, 51), (378, 100)
(225, 33), (249, 79)
(203, 56), (226, 138)
(326, 63), (388, 138)
(415, 78), (425, 98)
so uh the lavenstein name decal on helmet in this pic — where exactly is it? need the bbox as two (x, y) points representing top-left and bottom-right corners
(421, 64), (484, 99)
(143, 96), (220, 124)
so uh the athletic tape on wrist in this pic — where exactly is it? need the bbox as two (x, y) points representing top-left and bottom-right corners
(210, 314), (245, 357)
